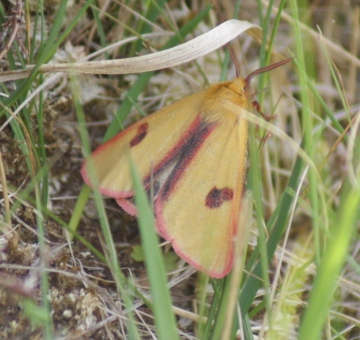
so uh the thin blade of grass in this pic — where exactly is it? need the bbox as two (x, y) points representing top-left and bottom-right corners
(74, 77), (140, 340)
(212, 192), (253, 339)
(298, 178), (360, 339)
(129, 158), (179, 340)
(238, 145), (305, 316)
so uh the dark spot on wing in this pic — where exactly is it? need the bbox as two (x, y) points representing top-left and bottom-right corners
(205, 187), (233, 208)
(130, 122), (149, 147)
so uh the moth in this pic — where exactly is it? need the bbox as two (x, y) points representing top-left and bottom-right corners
(81, 58), (292, 278)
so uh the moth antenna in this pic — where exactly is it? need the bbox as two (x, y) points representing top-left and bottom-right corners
(244, 57), (293, 86)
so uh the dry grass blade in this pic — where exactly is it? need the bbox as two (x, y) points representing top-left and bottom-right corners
(0, 19), (261, 82)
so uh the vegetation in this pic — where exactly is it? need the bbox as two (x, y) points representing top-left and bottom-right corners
(0, 0), (359, 338)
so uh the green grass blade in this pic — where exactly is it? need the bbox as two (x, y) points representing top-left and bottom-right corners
(239, 146), (305, 314)
(290, 0), (321, 266)
(129, 159), (179, 340)
(73, 77), (141, 340)
(298, 179), (360, 339)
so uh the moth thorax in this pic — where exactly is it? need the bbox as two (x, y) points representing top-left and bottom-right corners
(201, 79), (248, 124)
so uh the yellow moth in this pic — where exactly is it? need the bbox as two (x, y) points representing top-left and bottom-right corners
(81, 58), (292, 278)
